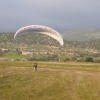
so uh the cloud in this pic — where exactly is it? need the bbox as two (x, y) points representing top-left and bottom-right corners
(0, 0), (100, 32)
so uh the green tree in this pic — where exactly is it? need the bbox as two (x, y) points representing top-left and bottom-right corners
(85, 57), (93, 62)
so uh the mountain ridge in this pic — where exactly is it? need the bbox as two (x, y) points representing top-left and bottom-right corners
(62, 28), (100, 41)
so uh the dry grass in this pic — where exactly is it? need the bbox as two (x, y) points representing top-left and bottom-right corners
(0, 61), (100, 100)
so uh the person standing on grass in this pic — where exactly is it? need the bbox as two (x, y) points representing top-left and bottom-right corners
(33, 63), (38, 71)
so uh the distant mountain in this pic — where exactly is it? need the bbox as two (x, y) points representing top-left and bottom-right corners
(62, 28), (100, 41)
(0, 31), (100, 51)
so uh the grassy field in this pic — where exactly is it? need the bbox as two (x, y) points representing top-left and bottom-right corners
(0, 61), (100, 100)
(3, 52), (28, 60)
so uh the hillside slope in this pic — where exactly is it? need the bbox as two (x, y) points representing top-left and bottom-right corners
(62, 28), (100, 41)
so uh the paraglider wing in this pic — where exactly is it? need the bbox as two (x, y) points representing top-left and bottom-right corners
(14, 25), (64, 45)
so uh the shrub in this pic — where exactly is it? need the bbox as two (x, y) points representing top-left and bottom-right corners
(85, 57), (93, 62)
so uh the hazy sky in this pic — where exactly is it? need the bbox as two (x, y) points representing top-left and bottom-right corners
(0, 0), (100, 32)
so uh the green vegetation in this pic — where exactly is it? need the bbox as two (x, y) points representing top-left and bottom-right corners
(85, 57), (93, 62)
(1, 33), (100, 62)
(3, 52), (28, 60)
(62, 28), (100, 41)
(0, 61), (100, 100)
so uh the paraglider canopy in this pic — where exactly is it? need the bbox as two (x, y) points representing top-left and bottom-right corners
(14, 25), (64, 46)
